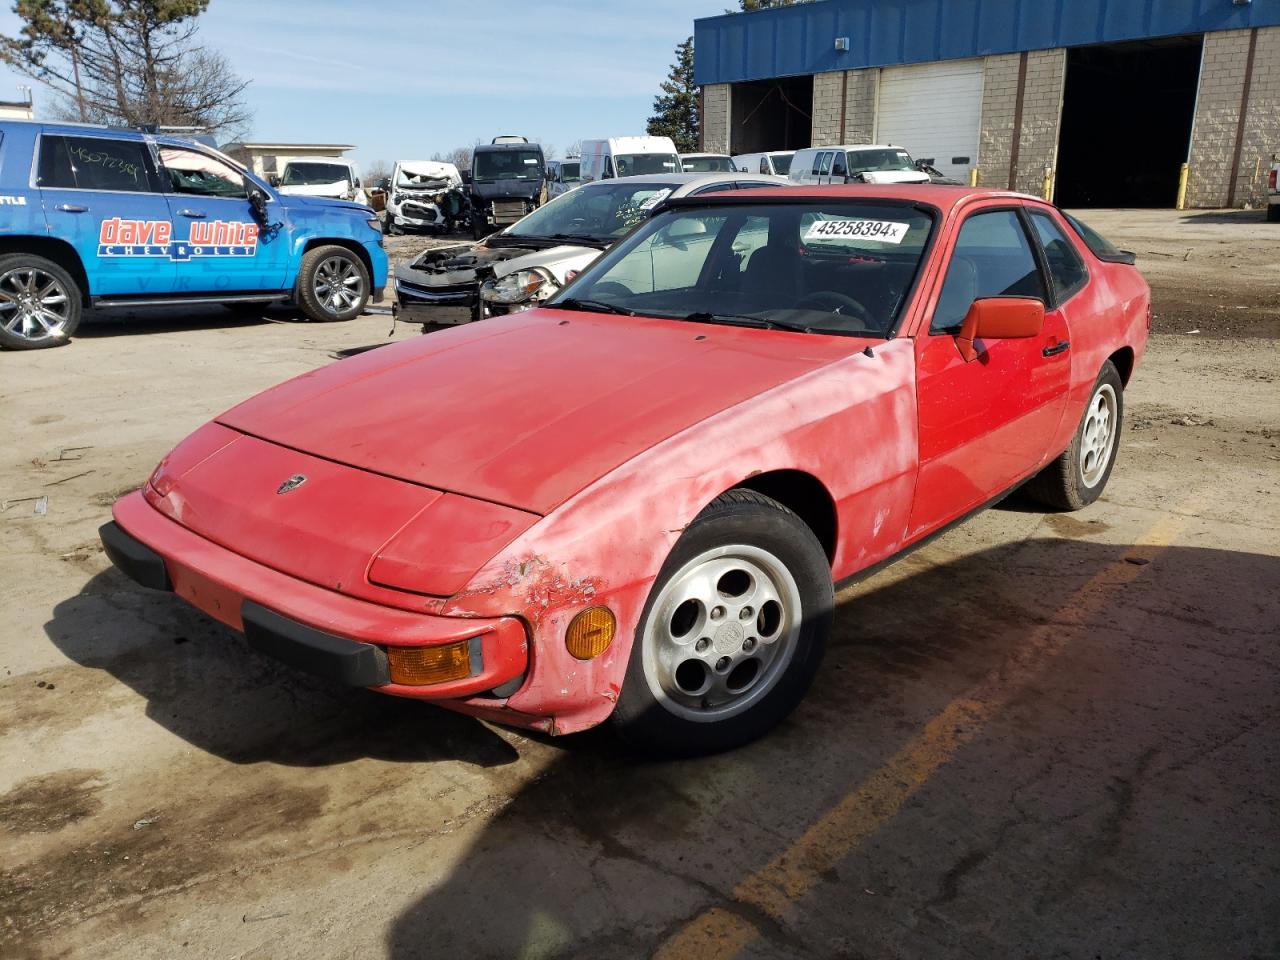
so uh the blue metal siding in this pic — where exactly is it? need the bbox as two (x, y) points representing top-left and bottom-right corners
(694, 0), (1280, 85)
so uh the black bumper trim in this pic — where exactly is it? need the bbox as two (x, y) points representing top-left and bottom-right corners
(100, 521), (172, 591)
(241, 600), (390, 687)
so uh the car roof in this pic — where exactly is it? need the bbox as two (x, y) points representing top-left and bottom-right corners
(796, 144), (908, 153)
(573, 172), (782, 196)
(666, 183), (1041, 214)
(281, 155), (354, 165)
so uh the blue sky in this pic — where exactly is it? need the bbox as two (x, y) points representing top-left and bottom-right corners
(0, 0), (732, 166)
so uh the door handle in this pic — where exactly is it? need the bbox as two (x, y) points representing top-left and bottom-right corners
(55, 203), (88, 213)
(1042, 340), (1071, 358)
(177, 209), (207, 218)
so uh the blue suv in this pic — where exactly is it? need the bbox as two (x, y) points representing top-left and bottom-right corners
(0, 121), (388, 350)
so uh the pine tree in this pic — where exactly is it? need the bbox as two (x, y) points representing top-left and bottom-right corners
(647, 37), (698, 154)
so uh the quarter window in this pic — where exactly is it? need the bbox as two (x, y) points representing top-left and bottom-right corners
(38, 135), (153, 192)
(1028, 211), (1088, 301)
(931, 209), (1047, 333)
(159, 147), (248, 198)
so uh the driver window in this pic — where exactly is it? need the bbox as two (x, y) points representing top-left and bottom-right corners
(931, 209), (1047, 333)
(759, 158), (770, 174)
(831, 152), (848, 179)
(159, 147), (248, 199)
(818, 152), (834, 177)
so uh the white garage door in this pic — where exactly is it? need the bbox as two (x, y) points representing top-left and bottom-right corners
(875, 59), (984, 182)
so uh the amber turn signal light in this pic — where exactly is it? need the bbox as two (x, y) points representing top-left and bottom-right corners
(386, 640), (472, 686)
(566, 607), (616, 660)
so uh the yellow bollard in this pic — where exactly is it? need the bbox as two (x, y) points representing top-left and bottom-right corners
(1042, 168), (1055, 202)
(1176, 163), (1189, 210)
(969, 167), (979, 187)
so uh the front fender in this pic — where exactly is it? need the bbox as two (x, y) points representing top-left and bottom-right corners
(442, 338), (919, 733)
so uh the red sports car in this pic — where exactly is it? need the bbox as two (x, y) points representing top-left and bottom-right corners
(101, 186), (1148, 755)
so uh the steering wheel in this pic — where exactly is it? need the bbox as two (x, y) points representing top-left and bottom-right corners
(795, 291), (875, 327)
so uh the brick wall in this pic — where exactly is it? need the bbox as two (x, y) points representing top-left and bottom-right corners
(702, 84), (731, 154)
(1188, 26), (1280, 208)
(843, 69), (878, 143)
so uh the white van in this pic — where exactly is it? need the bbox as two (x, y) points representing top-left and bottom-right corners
(275, 156), (367, 205)
(547, 157), (581, 198)
(788, 145), (930, 186)
(733, 151), (796, 177)
(579, 136), (681, 183)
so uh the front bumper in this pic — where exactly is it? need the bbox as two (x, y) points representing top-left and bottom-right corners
(393, 270), (478, 326)
(100, 495), (528, 701)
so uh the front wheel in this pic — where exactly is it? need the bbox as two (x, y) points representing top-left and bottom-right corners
(1026, 360), (1124, 510)
(297, 245), (369, 323)
(0, 254), (82, 350)
(612, 490), (832, 756)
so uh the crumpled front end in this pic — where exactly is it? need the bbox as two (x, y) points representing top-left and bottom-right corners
(388, 183), (467, 233)
(392, 241), (533, 326)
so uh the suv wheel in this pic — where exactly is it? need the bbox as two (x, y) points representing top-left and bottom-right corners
(0, 254), (83, 350)
(297, 246), (369, 323)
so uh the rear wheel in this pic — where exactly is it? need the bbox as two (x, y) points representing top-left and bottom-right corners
(612, 490), (832, 756)
(1267, 204), (1280, 224)
(0, 254), (82, 350)
(1026, 360), (1124, 510)
(297, 245), (369, 323)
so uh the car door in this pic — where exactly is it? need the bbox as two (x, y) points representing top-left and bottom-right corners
(909, 204), (1071, 535)
(155, 143), (290, 294)
(36, 132), (176, 296)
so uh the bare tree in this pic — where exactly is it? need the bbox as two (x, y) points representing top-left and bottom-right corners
(1, 1), (252, 139)
(365, 159), (392, 181)
(563, 140), (582, 159)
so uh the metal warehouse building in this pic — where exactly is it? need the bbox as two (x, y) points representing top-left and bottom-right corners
(694, 0), (1280, 208)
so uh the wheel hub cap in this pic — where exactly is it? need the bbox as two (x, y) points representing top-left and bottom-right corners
(0, 266), (71, 341)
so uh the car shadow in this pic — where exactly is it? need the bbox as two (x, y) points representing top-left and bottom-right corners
(1177, 209), (1271, 225)
(42, 567), (520, 768)
(74, 303), (301, 338)
(377, 538), (1278, 959)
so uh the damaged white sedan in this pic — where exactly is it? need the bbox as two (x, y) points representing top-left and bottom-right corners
(392, 172), (786, 327)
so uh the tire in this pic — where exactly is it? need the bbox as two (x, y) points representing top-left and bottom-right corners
(1266, 204), (1280, 224)
(1026, 360), (1124, 511)
(385, 214), (402, 236)
(0, 254), (82, 350)
(612, 490), (833, 756)
(471, 217), (485, 241)
(296, 245), (369, 323)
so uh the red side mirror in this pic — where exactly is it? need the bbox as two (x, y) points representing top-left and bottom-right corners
(956, 297), (1045, 362)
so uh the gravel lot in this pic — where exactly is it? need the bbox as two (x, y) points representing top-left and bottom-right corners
(1, 209), (1276, 959)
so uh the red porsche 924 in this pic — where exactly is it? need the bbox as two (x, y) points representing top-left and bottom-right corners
(101, 185), (1149, 755)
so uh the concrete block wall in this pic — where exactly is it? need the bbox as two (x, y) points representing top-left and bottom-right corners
(810, 68), (879, 146)
(1015, 50), (1067, 197)
(978, 54), (1020, 188)
(1189, 26), (1280, 208)
(702, 83), (731, 155)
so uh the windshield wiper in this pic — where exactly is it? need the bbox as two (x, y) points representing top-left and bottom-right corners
(680, 311), (812, 333)
(552, 298), (635, 316)
(546, 233), (611, 249)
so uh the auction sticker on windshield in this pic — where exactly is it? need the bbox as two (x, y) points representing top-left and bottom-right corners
(638, 188), (673, 211)
(804, 218), (910, 244)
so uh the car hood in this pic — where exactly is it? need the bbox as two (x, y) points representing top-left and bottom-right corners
(490, 244), (601, 284)
(860, 170), (932, 185)
(278, 194), (372, 215)
(216, 310), (854, 514)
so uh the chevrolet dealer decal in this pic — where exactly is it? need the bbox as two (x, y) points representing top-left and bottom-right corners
(97, 218), (259, 260)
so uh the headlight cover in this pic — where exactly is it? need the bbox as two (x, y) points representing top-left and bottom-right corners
(366, 217), (382, 234)
(482, 268), (558, 304)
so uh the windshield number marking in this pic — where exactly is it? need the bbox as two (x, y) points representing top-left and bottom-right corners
(804, 218), (910, 244)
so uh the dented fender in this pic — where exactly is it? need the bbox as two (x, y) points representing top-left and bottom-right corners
(442, 338), (919, 733)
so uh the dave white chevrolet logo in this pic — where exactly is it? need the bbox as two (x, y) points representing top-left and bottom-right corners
(276, 474), (307, 495)
(97, 217), (259, 261)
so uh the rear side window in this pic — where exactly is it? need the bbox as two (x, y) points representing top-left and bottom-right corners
(932, 209), (1047, 333)
(1028, 211), (1088, 301)
(38, 135), (153, 192)
(1062, 212), (1134, 263)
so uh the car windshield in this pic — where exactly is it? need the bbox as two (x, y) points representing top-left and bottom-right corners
(551, 201), (935, 337)
(613, 153), (680, 177)
(282, 162), (350, 186)
(505, 181), (679, 243)
(559, 161), (580, 181)
(847, 149), (915, 176)
(682, 155), (733, 172)
(396, 167), (454, 188)
(473, 149), (543, 180)
(770, 153), (794, 175)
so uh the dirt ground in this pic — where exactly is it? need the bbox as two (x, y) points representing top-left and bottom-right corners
(0, 209), (1277, 959)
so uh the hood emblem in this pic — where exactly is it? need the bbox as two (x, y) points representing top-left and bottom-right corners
(276, 474), (307, 495)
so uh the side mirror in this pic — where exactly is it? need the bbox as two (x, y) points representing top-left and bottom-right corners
(461, 171), (473, 185)
(353, 177), (362, 188)
(247, 187), (270, 225)
(956, 297), (1044, 362)
(268, 174), (281, 187)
